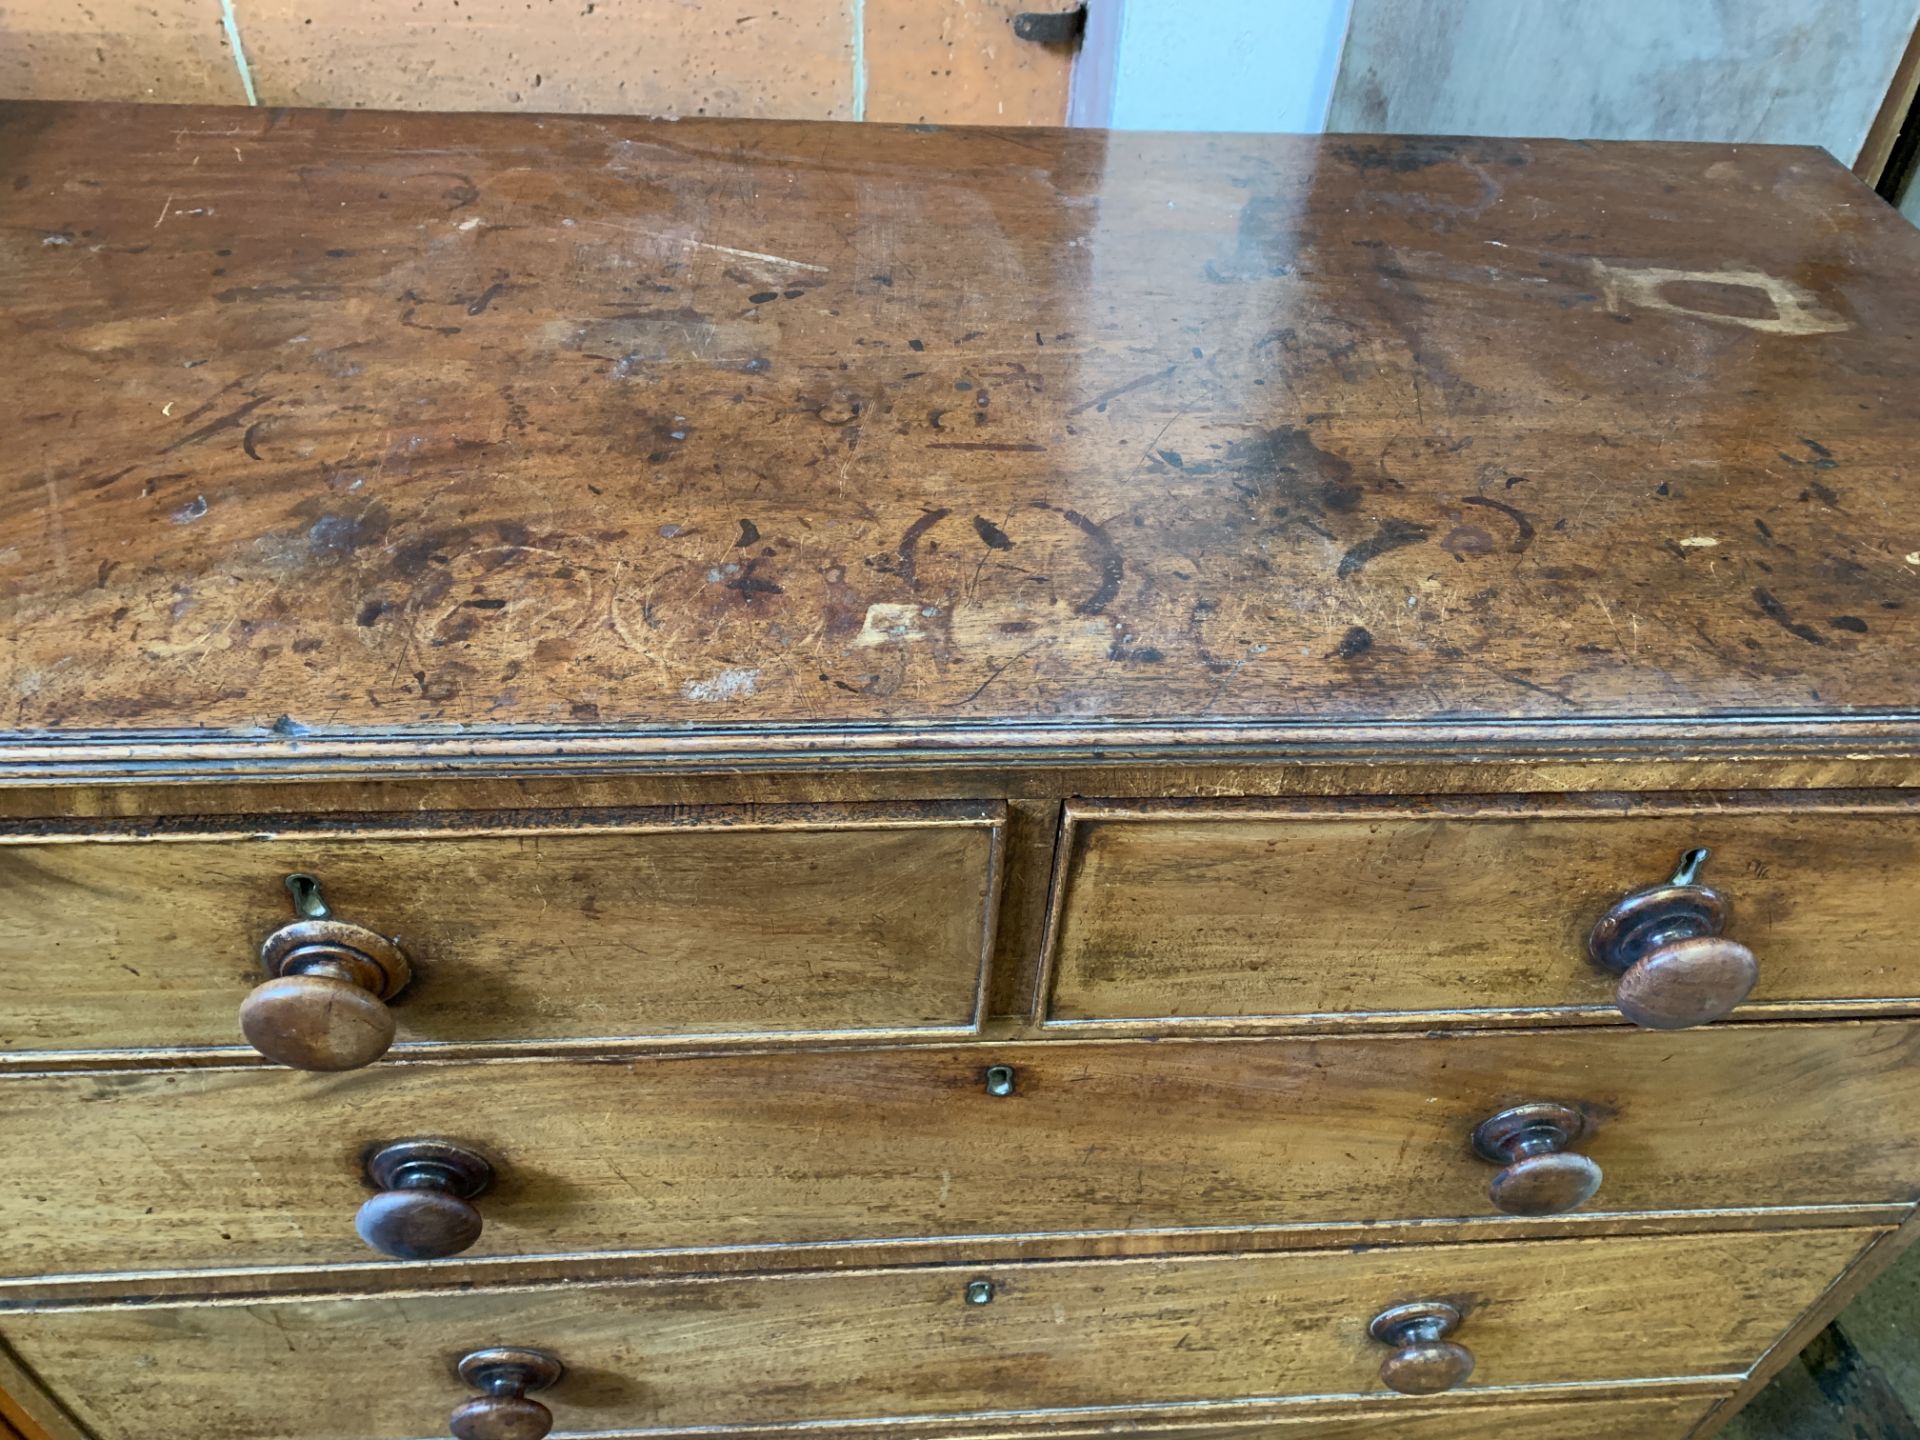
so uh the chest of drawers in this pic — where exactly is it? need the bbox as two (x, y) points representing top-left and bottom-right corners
(3, 101), (1920, 1440)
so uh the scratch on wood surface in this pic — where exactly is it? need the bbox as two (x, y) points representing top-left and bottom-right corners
(41, 461), (67, 576)
(581, 219), (829, 273)
(1068, 365), (1176, 416)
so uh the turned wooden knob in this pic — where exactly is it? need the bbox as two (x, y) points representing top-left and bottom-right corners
(1472, 1102), (1602, 1215)
(451, 1349), (564, 1440)
(356, 1140), (495, 1260)
(1369, 1302), (1474, 1395)
(1589, 847), (1757, 1029)
(240, 874), (411, 1070)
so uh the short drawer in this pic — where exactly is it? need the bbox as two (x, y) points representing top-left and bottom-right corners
(0, 1230), (1864, 1438)
(0, 801), (1002, 1060)
(1041, 793), (1920, 1029)
(5, 1023), (1917, 1279)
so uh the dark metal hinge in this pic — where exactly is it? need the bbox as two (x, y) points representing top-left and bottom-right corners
(1013, 6), (1088, 46)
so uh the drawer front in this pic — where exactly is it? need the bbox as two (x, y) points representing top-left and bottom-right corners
(0, 1390), (1727, 1440)
(0, 1231), (1864, 1438)
(722, 1394), (1726, 1440)
(1043, 795), (1920, 1026)
(985, 1393), (1725, 1440)
(0, 802), (1001, 1058)
(6, 1024), (1917, 1279)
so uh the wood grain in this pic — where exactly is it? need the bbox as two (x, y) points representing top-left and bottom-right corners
(3, 97), (1919, 1440)
(0, 802), (1000, 1059)
(8, 758), (1920, 821)
(4, 105), (1920, 752)
(0, 1342), (78, 1440)
(1693, 1203), (1920, 1437)
(984, 797), (1060, 1018)
(1044, 794), (1920, 1026)
(1858, 15), (1920, 182)
(548, 1391), (1728, 1440)
(3, 1024), (1916, 1280)
(16, 721), (1920, 788)
(0, 1374), (1733, 1440)
(0, 1232), (1868, 1439)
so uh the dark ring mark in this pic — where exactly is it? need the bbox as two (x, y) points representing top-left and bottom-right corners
(898, 508), (951, 590)
(162, 393), (272, 454)
(1753, 587), (1828, 646)
(1337, 518), (1430, 578)
(1460, 494), (1535, 551)
(1064, 508), (1124, 615)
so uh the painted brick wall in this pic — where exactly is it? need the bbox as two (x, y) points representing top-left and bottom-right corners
(0, 0), (1074, 123)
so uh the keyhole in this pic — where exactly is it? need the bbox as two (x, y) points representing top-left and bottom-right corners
(1671, 848), (1711, 887)
(285, 873), (331, 919)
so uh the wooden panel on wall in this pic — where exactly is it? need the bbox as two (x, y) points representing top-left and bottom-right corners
(1330, 0), (1920, 167)
(864, 0), (1073, 125)
(0, 0), (246, 105)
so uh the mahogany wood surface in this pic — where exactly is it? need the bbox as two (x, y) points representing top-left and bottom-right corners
(0, 801), (1001, 1059)
(4, 104), (1920, 770)
(3, 101), (1919, 1440)
(1, 1024), (1917, 1282)
(0, 1231), (1868, 1439)
(1044, 794), (1920, 1027)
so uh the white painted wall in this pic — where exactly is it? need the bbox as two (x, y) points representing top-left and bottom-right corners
(1084, 0), (1915, 173)
(1329, 0), (1920, 165)
(1098, 0), (1354, 133)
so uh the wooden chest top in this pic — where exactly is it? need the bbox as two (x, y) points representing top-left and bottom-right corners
(4, 102), (1919, 768)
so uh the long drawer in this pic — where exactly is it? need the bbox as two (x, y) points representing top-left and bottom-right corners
(5, 1024), (1917, 1279)
(0, 801), (1002, 1058)
(0, 1231), (1862, 1439)
(1042, 794), (1920, 1027)
(582, 1394), (1729, 1440)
